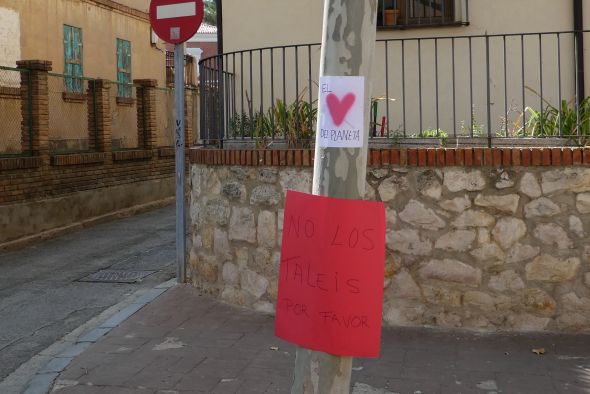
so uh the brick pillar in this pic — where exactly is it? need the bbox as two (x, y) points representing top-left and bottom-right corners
(87, 79), (112, 154)
(134, 79), (158, 150)
(17, 60), (51, 161)
(184, 87), (197, 147)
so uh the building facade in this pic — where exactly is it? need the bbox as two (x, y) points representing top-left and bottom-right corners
(0, 0), (177, 153)
(0, 0), (165, 84)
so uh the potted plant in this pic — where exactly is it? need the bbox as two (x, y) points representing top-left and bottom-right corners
(384, 6), (400, 26)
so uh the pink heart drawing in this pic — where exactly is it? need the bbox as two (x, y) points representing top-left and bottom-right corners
(326, 93), (356, 127)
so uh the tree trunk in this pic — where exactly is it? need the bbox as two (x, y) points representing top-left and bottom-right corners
(291, 1), (378, 393)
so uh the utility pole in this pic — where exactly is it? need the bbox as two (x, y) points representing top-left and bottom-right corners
(174, 42), (186, 283)
(291, 1), (378, 393)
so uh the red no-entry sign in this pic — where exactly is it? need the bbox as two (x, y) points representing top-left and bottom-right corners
(149, 0), (204, 44)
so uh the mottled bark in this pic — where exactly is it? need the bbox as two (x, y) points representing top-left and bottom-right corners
(292, 1), (378, 393)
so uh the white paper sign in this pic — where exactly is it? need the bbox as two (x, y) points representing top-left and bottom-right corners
(318, 76), (365, 148)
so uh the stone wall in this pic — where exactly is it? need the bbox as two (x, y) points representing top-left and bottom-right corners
(188, 148), (590, 333)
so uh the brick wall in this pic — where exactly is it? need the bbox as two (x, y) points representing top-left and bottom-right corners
(0, 61), (186, 245)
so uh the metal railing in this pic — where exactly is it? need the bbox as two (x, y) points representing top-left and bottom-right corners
(199, 30), (590, 148)
(0, 66), (31, 156)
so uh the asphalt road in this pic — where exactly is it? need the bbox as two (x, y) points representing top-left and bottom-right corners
(0, 205), (176, 382)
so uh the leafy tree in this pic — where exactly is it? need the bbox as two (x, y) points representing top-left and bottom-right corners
(203, 0), (216, 25)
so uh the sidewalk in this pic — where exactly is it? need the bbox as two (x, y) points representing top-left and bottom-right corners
(46, 285), (590, 394)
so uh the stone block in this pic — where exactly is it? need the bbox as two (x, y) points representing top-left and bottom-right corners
(229, 207), (256, 243)
(383, 303), (426, 326)
(378, 174), (409, 202)
(257, 167), (278, 183)
(417, 170), (442, 200)
(506, 243), (540, 264)
(492, 217), (527, 250)
(443, 168), (486, 192)
(519, 173), (542, 198)
(474, 193), (520, 214)
(421, 285), (462, 307)
(525, 255), (580, 282)
(257, 211), (276, 248)
(533, 223), (573, 249)
(221, 181), (246, 202)
(439, 195), (471, 213)
(387, 229), (432, 256)
(240, 270), (269, 299)
(495, 170), (515, 189)
(213, 228), (232, 261)
(279, 169), (312, 195)
(508, 314), (551, 331)
(434, 230), (476, 252)
(419, 259), (482, 287)
(222, 262), (239, 286)
(204, 198), (230, 226)
(524, 197), (561, 218)
(250, 185), (281, 206)
(470, 243), (505, 262)
(488, 270), (525, 292)
(452, 210), (495, 228)
(399, 200), (446, 230)
(569, 215), (585, 238)
(576, 193), (590, 214)
(542, 168), (590, 194)
(386, 270), (422, 300)
(560, 292), (590, 312)
(523, 288), (557, 316)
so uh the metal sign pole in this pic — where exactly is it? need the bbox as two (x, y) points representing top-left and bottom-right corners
(174, 42), (186, 283)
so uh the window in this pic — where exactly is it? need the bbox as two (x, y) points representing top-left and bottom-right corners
(63, 25), (83, 93)
(378, 0), (463, 28)
(116, 39), (132, 98)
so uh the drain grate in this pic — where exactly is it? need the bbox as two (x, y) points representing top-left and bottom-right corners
(78, 269), (156, 283)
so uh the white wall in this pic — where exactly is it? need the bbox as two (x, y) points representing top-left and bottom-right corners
(0, 6), (20, 68)
(220, 0), (583, 138)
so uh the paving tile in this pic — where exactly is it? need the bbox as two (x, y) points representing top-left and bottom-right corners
(495, 373), (558, 394)
(53, 286), (590, 394)
(100, 303), (146, 329)
(383, 377), (442, 394)
(353, 360), (403, 380)
(552, 380), (590, 393)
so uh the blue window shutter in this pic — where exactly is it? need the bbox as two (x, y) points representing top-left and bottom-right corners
(64, 25), (72, 91)
(64, 25), (83, 93)
(73, 27), (83, 92)
(116, 39), (132, 97)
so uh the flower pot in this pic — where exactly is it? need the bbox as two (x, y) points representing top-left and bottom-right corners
(384, 9), (400, 26)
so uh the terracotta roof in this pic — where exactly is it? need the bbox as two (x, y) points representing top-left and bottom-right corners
(197, 23), (217, 34)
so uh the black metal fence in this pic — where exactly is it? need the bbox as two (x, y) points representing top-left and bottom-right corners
(199, 30), (590, 148)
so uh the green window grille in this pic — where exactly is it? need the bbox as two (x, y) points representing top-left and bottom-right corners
(378, 0), (457, 27)
(116, 39), (132, 98)
(63, 25), (83, 93)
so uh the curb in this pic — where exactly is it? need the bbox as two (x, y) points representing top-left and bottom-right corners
(22, 279), (177, 394)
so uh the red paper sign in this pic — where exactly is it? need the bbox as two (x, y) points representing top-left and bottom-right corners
(275, 191), (386, 358)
